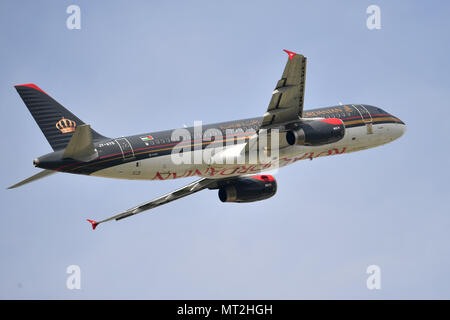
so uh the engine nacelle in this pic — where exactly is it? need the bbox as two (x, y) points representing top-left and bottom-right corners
(286, 118), (345, 146)
(218, 175), (277, 203)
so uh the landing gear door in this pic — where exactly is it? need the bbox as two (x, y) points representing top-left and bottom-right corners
(352, 104), (373, 134)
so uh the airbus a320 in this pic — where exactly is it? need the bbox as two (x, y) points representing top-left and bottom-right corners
(8, 50), (406, 229)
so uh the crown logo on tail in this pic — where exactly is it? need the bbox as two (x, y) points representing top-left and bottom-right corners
(56, 117), (76, 133)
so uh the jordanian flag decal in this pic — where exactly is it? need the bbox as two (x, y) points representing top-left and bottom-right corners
(140, 135), (154, 141)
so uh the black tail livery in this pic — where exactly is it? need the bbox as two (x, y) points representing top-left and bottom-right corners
(14, 84), (106, 151)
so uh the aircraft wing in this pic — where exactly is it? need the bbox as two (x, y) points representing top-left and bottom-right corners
(87, 177), (225, 229)
(261, 50), (307, 128)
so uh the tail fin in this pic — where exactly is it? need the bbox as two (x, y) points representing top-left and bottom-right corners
(15, 84), (107, 151)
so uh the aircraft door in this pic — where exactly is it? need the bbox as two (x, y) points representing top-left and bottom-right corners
(352, 104), (373, 134)
(115, 137), (135, 159)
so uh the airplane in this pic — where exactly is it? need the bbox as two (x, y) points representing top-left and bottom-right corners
(8, 50), (405, 230)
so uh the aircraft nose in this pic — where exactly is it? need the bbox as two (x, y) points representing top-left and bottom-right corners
(395, 116), (405, 126)
(392, 115), (406, 139)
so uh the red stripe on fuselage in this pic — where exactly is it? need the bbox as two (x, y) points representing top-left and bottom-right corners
(55, 130), (255, 171)
(55, 113), (393, 172)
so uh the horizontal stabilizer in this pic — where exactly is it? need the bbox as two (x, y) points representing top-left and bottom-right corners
(7, 170), (56, 189)
(63, 124), (98, 162)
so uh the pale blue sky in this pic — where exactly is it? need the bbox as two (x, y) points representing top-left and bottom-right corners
(0, 0), (449, 299)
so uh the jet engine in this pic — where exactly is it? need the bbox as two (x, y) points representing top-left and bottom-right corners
(286, 118), (345, 146)
(218, 175), (277, 203)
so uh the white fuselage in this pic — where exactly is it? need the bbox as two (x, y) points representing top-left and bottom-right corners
(91, 122), (405, 181)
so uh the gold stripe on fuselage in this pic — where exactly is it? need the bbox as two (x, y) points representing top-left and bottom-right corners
(69, 116), (401, 172)
(343, 116), (402, 126)
(69, 135), (252, 172)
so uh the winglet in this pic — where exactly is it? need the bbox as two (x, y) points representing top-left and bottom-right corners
(87, 219), (98, 230)
(283, 49), (297, 60)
